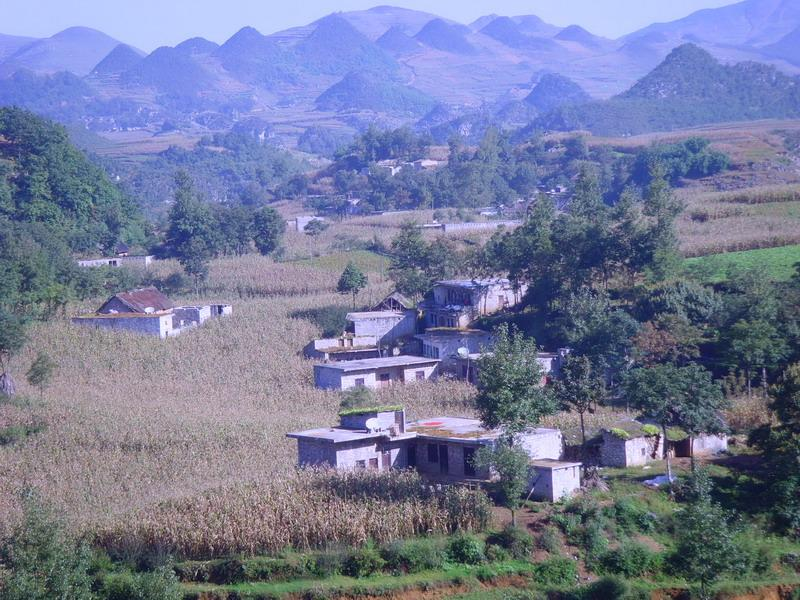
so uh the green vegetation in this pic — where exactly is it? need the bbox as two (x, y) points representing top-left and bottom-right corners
(338, 405), (403, 417)
(337, 262), (368, 308)
(685, 245), (800, 284)
(536, 45), (800, 136)
(316, 71), (436, 115)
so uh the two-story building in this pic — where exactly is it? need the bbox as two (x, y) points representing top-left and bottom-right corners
(421, 279), (528, 329)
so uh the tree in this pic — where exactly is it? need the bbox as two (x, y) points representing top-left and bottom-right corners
(749, 363), (800, 538)
(388, 221), (431, 299)
(165, 171), (218, 290)
(25, 352), (56, 399)
(252, 206), (285, 256)
(0, 310), (26, 397)
(475, 324), (557, 436)
(0, 493), (94, 600)
(623, 363), (726, 482)
(340, 386), (376, 411)
(337, 262), (368, 309)
(554, 354), (603, 456)
(304, 219), (328, 237)
(722, 319), (788, 397)
(473, 443), (530, 526)
(670, 469), (742, 599)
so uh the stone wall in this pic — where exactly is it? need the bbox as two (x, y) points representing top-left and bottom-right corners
(600, 432), (663, 467)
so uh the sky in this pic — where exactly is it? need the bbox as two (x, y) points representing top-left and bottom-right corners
(2, 0), (738, 51)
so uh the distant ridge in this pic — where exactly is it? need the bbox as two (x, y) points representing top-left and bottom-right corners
(377, 26), (421, 55)
(92, 44), (144, 76)
(525, 73), (591, 112)
(316, 70), (435, 114)
(415, 19), (476, 55)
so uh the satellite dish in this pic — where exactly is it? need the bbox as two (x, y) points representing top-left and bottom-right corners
(457, 347), (470, 359)
(365, 417), (381, 433)
(392, 347), (401, 356)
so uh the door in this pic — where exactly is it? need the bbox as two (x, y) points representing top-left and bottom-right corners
(463, 447), (476, 477)
(407, 446), (417, 468)
(379, 373), (391, 389)
(438, 445), (449, 475)
(382, 450), (391, 470)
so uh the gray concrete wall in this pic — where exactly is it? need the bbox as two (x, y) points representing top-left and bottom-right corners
(531, 465), (581, 502)
(518, 430), (564, 461)
(297, 439), (337, 467)
(350, 312), (416, 345)
(415, 440), (490, 479)
(72, 314), (173, 338)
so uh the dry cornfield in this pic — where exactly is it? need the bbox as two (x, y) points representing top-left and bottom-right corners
(0, 249), (487, 553)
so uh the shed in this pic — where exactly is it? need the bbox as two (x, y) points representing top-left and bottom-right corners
(529, 460), (582, 502)
(313, 356), (440, 391)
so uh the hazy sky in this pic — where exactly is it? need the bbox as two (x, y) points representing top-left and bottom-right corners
(3, 0), (738, 51)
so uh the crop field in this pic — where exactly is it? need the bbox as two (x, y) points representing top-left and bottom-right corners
(684, 244), (800, 284)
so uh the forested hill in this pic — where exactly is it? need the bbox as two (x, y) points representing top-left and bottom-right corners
(0, 107), (148, 253)
(533, 44), (800, 136)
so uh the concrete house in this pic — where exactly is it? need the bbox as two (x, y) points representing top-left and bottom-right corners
(598, 421), (728, 468)
(416, 329), (493, 373)
(314, 356), (440, 391)
(453, 349), (570, 386)
(408, 417), (565, 483)
(287, 408), (416, 471)
(288, 410), (579, 498)
(599, 423), (665, 468)
(72, 288), (232, 339)
(422, 279), (528, 329)
(304, 336), (381, 362)
(77, 255), (155, 269)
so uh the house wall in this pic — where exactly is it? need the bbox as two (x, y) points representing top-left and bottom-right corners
(531, 466), (581, 502)
(315, 363), (438, 391)
(673, 434), (728, 457)
(599, 432), (663, 468)
(72, 314), (174, 339)
(333, 440), (407, 470)
(350, 312), (416, 344)
(518, 430), (564, 461)
(98, 297), (135, 314)
(77, 255), (153, 269)
(441, 221), (522, 233)
(174, 305), (212, 328)
(420, 333), (492, 370)
(297, 439), (337, 467)
(414, 440), (490, 479)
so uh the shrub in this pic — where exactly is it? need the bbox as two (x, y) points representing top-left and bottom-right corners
(531, 557), (578, 587)
(343, 544), (385, 578)
(487, 525), (535, 559)
(485, 544), (511, 562)
(581, 521), (609, 563)
(538, 526), (563, 555)
(313, 548), (348, 577)
(101, 568), (182, 600)
(244, 554), (314, 582)
(581, 576), (629, 600)
(208, 558), (246, 584)
(599, 542), (660, 578)
(447, 533), (485, 565)
(609, 497), (657, 534)
(737, 534), (775, 575)
(381, 538), (446, 573)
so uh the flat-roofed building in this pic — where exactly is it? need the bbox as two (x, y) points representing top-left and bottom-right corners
(313, 356), (440, 391)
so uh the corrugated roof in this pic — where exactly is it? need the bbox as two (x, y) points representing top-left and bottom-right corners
(101, 287), (173, 314)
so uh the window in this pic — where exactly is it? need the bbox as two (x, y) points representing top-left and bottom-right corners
(641, 448), (646, 456)
(415, 370), (425, 381)
(355, 460), (366, 470)
(369, 458), (379, 470)
(355, 378), (365, 387)
(427, 444), (438, 463)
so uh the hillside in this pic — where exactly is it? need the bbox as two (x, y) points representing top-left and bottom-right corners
(535, 44), (800, 136)
(91, 44), (144, 76)
(525, 73), (591, 113)
(315, 71), (435, 115)
(480, 17), (559, 52)
(376, 26), (422, 55)
(0, 33), (35, 61)
(414, 19), (477, 55)
(0, 106), (146, 252)
(0, 27), (126, 77)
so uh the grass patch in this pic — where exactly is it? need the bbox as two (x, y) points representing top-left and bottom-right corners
(294, 250), (388, 275)
(684, 244), (800, 283)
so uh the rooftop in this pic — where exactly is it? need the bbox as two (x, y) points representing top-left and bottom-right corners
(286, 427), (391, 444)
(408, 416), (559, 442)
(416, 329), (492, 340)
(101, 287), (173, 314)
(435, 278), (511, 289)
(315, 356), (440, 372)
(346, 311), (407, 320)
(530, 459), (582, 469)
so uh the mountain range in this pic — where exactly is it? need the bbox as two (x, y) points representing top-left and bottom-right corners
(0, 0), (798, 148)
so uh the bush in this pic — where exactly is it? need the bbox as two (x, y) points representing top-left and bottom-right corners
(381, 538), (446, 573)
(487, 525), (534, 559)
(581, 576), (629, 600)
(101, 568), (182, 600)
(608, 497), (658, 535)
(343, 544), (385, 578)
(538, 526), (563, 555)
(244, 554), (314, 582)
(208, 558), (246, 584)
(737, 534), (775, 575)
(485, 544), (511, 562)
(447, 533), (485, 565)
(313, 548), (348, 577)
(599, 542), (660, 578)
(531, 557), (578, 587)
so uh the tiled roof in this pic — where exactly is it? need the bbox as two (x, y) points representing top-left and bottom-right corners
(104, 287), (173, 313)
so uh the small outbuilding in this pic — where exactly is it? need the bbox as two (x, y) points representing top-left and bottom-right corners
(599, 422), (664, 468)
(529, 460), (582, 502)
